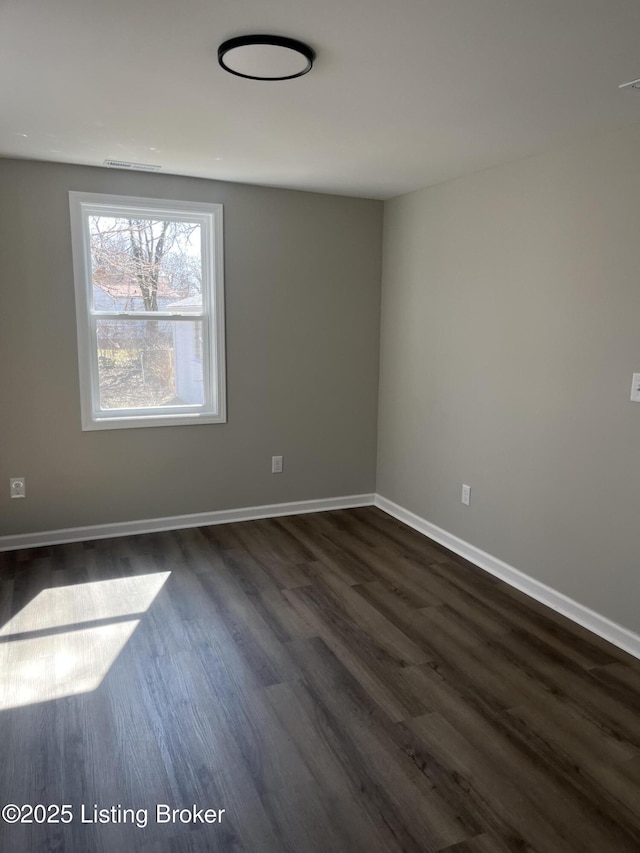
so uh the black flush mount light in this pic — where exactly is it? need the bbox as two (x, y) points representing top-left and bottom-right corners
(218, 35), (315, 81)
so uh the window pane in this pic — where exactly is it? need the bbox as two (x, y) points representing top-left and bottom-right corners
(89, 216), (202, 312)
(96, 319), (204, 410)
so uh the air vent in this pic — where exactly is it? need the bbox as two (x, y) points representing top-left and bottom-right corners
(103, 159), (161, 171)
(619, 78), (640, 92)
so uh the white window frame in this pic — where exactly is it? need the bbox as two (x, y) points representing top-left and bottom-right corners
(69, 192), (226, 430)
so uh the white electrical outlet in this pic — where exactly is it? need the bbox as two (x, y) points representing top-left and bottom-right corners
(10, 477), (26, 499)
(631, 373), (640, 403)
(271, 455), (283, 474)
(461, 484), (471, 506)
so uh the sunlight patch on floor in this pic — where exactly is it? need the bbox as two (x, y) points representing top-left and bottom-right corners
(0, 572), (170, 710)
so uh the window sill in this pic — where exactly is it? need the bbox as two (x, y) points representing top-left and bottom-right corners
(81, 411), (227, 431)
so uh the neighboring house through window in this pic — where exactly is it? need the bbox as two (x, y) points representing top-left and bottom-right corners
(69, 192), (226, 429)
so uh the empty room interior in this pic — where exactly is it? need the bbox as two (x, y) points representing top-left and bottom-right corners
(2, 1), (640, 851)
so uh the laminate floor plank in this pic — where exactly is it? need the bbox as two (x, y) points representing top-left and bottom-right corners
(588, 659), (640, 705)
(134, 650), (279, 852)
(0, 697), (65, 853)
(489, 631), (640, 748)
(0, 576), (14, 633)
(250, 517), (318, 565)
(362, 550), (462, 611)
(304, 570), (430, 666)
(425, 559), (622, 671)
(286, 637), (476, 851)
(504, 700), (640, 825)
(313, 519), (450, 611)
(401, 662), (640, 852)
(437, 835), (515, 853)
(264, 679), (411, 853)
(345, 507), (456, 566)
(407, 710), (640, 853)
(284, 583), (430, 721)
(1, 507), (639, 852)
(215, 548), (317, 643)
(222, 521), (313, 590)
(276, 515), (376, 585)
(193, 565), (302, 687)
(416, 609), (536, 713)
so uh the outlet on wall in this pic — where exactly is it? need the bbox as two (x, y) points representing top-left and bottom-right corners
(272, 455), (283, 474)
(631, 373), (640, 403)
(461, 483), (471, 506)
(10, 477), (26, 499)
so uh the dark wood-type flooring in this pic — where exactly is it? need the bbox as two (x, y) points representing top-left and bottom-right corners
(1, 507), (640, 852)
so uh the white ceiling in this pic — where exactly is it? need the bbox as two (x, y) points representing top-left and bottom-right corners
(2, 0), (640, 199)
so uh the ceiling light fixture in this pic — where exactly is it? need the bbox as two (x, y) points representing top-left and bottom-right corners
(619, 78), (640, 92)
(218, 35), (315, 81)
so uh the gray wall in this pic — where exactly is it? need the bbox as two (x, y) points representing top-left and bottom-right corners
(0, 160), (383, 536)
(378, 123), (640, 634)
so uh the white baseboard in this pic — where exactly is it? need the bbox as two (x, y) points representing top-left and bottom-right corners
(374, 494), (640, 661)
(0, 493), (376, 552)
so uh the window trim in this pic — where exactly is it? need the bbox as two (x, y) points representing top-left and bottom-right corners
(69, 192), (226, 430)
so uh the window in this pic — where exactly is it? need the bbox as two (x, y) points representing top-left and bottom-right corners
(69, 192), (226, 430)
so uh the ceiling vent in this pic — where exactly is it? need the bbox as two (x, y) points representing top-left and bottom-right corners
(103, 159), (161, 171)
(619, 78), (640, 92)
